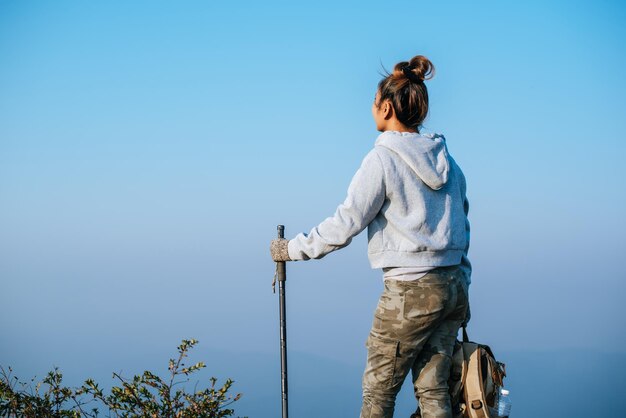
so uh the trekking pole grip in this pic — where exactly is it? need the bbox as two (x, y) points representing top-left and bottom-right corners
(277, 225), (286, 282)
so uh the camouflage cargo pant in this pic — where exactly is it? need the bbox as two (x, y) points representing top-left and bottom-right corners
(360, 265), (469, 418)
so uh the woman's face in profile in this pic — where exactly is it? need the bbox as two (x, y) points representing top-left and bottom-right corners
(371, 90), (386, 132)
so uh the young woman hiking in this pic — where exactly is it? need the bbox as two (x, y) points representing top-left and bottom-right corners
(270, 55), (471, 418)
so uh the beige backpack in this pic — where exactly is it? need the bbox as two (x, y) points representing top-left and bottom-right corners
(412, 328), (507, 418)
(450, 328), (507, 417)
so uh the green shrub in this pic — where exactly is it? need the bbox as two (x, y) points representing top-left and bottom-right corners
(0, 339), (243, 418)
(0, 366), (82, 418)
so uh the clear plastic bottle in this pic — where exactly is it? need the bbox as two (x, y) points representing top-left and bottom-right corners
(496, 388), (512, 417)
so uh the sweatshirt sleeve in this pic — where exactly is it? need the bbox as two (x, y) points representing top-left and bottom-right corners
(288, 149), (386, 261)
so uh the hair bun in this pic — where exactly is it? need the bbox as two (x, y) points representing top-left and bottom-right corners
(411, 55), (435, 81)
(394, 55), (435, 83)
(401, 65), (418, 81)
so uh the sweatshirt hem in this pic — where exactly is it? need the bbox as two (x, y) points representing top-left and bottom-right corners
(368, 250), (464, 269)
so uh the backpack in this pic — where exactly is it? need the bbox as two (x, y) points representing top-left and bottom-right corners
(411, 327), (507, 418)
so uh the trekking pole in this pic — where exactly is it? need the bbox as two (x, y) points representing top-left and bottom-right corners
(276, 225), (289, 418)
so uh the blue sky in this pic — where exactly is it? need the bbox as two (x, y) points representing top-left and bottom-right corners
(1, 1), (625, 416)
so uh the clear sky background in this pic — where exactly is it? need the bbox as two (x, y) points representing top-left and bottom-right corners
(1, 1), (625, 417)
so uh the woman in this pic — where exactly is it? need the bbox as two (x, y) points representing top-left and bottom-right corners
(270, 55), (471, 418)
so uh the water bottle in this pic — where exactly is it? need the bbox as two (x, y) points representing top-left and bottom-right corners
(496, 388), (512, 417)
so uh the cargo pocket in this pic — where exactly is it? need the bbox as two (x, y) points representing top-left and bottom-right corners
(363, 333), (400, 389)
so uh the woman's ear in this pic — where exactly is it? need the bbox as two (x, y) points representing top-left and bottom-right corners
(382, 100), (394, 120)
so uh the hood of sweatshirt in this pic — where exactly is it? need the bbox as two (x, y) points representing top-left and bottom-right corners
(375, 131), (450, 190)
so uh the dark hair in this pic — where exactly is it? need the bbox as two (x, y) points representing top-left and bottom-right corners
(377, 55), (435, 131)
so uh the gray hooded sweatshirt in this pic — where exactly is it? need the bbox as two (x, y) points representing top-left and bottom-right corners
(288, 131), (471, 281)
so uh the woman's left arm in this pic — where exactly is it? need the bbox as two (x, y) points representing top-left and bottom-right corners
(287, 149), (386, 261)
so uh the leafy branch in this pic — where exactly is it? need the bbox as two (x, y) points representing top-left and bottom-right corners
(1, 339), (243, 418)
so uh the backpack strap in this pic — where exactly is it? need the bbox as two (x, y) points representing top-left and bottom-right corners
(449, 341), (466, 410)
(463, 343), (491, 418)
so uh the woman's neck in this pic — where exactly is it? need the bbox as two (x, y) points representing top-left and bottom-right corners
(381, 119), (417, 133)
